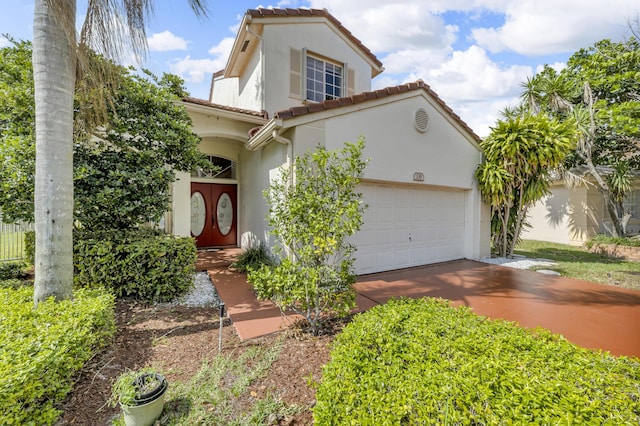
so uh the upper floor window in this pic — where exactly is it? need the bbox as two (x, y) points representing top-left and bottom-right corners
(306, 55), (343, 102)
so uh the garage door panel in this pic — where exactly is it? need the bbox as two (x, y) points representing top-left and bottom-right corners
(394, 249), (411, 268)
(352, 183), (466, 275)
(376, 250), (396, 270)
(411, 247), (427, 264)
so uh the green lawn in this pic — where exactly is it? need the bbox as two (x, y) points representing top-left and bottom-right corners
(0, 230), (26, 262)
(515, 240), (640, 291)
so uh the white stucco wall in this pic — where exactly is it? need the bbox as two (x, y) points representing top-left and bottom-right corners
(260, 23), (373, 114)
(171, 171), (191, 237)
(198, 137), (241, 163)
(211, 48), (263, 111)
(213, 20), (373, 114)
(524, 185), (597, 245)
(321, 94), (481, 189)
(238, 140), (289, 250)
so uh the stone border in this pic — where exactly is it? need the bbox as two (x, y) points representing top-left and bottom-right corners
(588, 243), (640, 262)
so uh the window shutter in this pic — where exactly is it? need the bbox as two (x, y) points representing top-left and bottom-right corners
(347, 67), (355, 97)
(289, 48), (302, 99)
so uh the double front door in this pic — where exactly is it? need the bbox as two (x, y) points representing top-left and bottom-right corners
(190, 183), (237, 247)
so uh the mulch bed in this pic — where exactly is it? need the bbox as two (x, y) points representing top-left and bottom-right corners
(56, 301), (333, 425)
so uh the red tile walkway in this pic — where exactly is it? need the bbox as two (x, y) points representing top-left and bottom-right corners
(197, 250), (640, 358)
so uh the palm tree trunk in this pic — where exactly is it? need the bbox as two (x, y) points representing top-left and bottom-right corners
(33, 0), (76, 305)
(584, 161), (625, 237)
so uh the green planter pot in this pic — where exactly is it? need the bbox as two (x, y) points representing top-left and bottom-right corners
(120, 373), (168, 426)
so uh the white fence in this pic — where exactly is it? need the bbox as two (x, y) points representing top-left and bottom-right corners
(0, 214), (33, 262)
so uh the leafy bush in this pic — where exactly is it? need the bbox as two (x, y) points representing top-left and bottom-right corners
(314, 298), (640, 425)
(0, 261), (25, 280)
(74, 229), (196, 302)
(231, 243), (276, 273)
(250, 258), (355, 330)
(0, 286), (115, 425)
(249, 140), (367, 335)
(586, 234), (640, 248)
(24, 230), (35, 265)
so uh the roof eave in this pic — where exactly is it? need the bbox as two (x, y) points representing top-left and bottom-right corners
(179, 99), (267, 124)
(245, 119), (283, 150)
(224, 13), (260, 78)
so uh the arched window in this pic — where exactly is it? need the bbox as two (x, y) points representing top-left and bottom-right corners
(192, 155), (236, 179)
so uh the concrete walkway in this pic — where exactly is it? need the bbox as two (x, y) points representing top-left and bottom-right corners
(197, 250), (640, 358)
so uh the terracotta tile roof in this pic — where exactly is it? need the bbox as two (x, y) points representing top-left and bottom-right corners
(182, 97), (268, 118)
(247, 8), (383, 71)
(273, 80), (481, 142)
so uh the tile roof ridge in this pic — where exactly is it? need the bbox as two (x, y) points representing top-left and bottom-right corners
(272, 80), (480, 142)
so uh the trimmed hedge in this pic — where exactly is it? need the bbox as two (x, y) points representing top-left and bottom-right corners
(74, 230), (196, 301)
(586, 234), (640, 248)
(314, 298), (640, 425)
(0, 286), (115, 425)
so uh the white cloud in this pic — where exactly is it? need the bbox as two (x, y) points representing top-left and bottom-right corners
(535, 62), (566, 74)
(208, 37), (235, 58)
(0, 37), (10, 48)
(170, 56), (223, 83)
(148, 31), (188, 52)
(166, 37), (234, 84)
(305, 1), (461, 53)
(427, 46), (532, 101)
(471, 0), (639, 55)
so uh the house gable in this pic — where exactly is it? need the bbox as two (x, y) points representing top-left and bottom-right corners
(246, 80), (481, 191)
(273, 80), (480, 146)
(211, 8), (383, 115)
(224, 8), (383, 79)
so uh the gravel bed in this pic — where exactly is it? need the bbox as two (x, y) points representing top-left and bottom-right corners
(159, 271), (221, 308)
(479, 255), (556, 270)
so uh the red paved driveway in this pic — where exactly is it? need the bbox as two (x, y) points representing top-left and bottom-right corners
(198, 251), (640, 357)
(354, 260), (640, 358)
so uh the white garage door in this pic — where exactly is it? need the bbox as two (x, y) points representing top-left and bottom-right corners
(351, 183), (466, 275)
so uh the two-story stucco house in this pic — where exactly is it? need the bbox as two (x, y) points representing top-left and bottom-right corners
(167, 8), (490, 275)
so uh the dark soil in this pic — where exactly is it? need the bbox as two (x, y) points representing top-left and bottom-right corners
(55, 300), (334, 425)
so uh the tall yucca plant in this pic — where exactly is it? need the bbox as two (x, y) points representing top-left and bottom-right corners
(476, 114), (578, 257)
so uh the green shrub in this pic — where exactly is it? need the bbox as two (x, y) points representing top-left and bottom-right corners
(231, 242), (276, 273)
(586, 234), (640, 248)
(24, 230), (35, 265)
(314, 298), (640, 425)
(74, 230), (196, 302)
(0, 278), (31, 290)
(0, 261), (25, 280)
(0, 286), (115, 425)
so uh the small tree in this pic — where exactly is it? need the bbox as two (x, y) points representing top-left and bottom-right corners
(249, 139), (368, 335)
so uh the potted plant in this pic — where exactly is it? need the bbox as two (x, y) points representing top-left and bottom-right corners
(110, 368), (168, 426)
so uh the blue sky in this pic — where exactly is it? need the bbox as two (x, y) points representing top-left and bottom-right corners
(2, 0), (638, 136)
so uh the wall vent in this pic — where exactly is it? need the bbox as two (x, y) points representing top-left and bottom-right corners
(414, 108), (430, 133)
